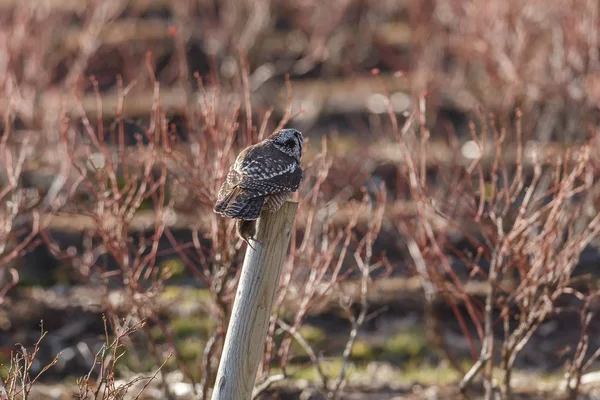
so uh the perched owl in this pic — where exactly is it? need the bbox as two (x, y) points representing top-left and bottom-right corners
(213, 128), (304, 249)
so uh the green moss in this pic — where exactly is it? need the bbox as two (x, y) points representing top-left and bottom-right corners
(149, 326), (166, 343)
(276, 306), (295, 321)
(350, 340), (374, 360)
(160, 259), (187, 280)
(114, 345), (157, 375)
(277, 357), (463, 387)
(382, 327), (428, 359)
(149, 314), (215, 345)
(170, 316), (215, 339)
(284, 358), (357, 381)
(488, 367), (561, 386)
(0, 365), (8, 381)
(156, 338), (207, 381)
(178, 338), (205, 362)
(160, 286), (212, 304)
(298, 325), (326, 345)
(290, 325), (327, 356)
(105, 174), (171, 211)
(402, 360), (462, 385)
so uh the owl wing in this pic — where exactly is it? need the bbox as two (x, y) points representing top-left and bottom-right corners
(214, 164), (266, 219)
(216, 164), (242, 204)
(236, 150), (303, 195)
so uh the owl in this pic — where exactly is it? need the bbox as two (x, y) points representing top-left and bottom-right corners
(213, 128), (304, 249)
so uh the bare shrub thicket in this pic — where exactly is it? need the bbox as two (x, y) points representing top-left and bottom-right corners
(270, 174), (387, 399)
(407, 0), (600, 142)
(2, 61), (387, 400)
(0, 129), (39, 304)
(385, 88), (600, 399)
(1, 324), (61, 399)
(0, 1), (399, 398)
(563, 290), (600, 400)
(34, 72), (183, 397)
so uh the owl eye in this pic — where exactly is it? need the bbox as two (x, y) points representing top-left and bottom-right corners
(284, 138), (296, 147)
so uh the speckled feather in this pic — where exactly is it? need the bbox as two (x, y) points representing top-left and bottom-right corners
(213, 129), (304, 222)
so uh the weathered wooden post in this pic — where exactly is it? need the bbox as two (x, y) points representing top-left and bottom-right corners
(211, 201), (298, 400)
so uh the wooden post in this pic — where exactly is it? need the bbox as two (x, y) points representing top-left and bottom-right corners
(211, 201), (298, 400)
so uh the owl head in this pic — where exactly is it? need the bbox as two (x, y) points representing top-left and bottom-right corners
(271, 129), (304, 161)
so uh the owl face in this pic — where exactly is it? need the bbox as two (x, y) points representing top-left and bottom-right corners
(272, 129), (304, 161)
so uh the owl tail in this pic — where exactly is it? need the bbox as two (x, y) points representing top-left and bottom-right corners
(214, 188), (265, 220)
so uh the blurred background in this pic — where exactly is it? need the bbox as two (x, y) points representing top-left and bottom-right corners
(1, 0), (600, 399)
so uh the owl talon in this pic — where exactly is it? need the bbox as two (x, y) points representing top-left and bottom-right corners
(245, 237), (262, 251)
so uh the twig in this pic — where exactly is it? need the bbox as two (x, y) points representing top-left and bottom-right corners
(277, 319), (329, 389)
(251, 374), (285, 400)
